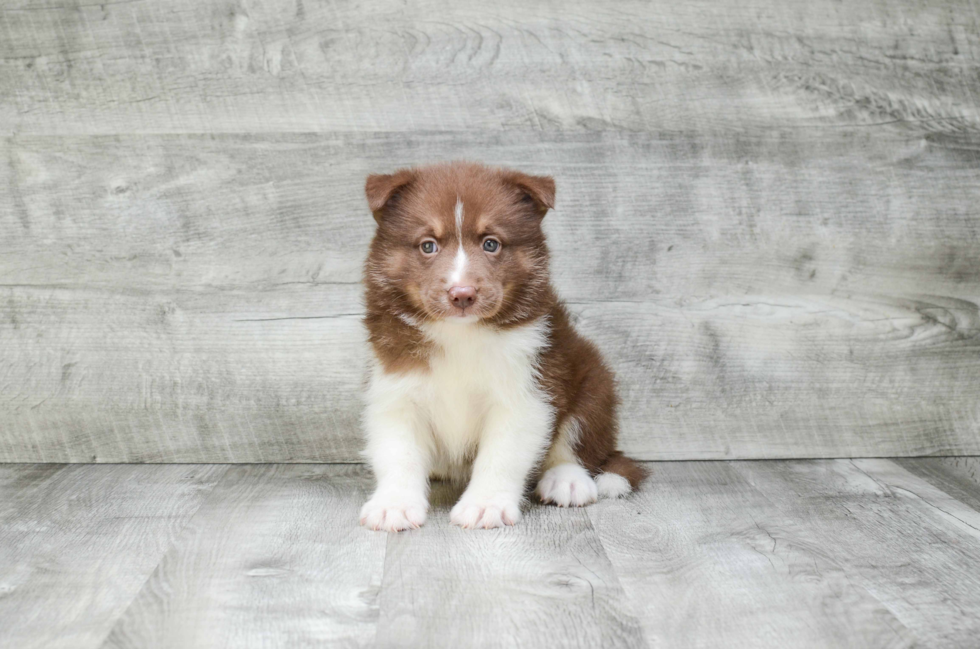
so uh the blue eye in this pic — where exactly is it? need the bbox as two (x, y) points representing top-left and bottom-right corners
(420, 240), (438, 254)
(483, 239), (500, 253)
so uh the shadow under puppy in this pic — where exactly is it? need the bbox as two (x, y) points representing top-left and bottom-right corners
(360, 161), (646, 531)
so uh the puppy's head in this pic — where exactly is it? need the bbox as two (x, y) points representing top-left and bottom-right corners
(364, 162), (555, 327)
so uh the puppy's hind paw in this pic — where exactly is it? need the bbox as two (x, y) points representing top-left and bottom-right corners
(536, 463), (598, 507)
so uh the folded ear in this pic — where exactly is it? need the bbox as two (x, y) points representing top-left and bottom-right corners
(503, 171), (556, 218)
(365, 169), (416, 221)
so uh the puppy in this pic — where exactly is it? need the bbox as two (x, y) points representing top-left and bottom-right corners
(359, 161), (646, 531)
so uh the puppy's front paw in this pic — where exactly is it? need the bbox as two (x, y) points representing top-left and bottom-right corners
(360, 494), (428, 532)
(536, 463), (598, 507)
(450, 493), (522, 529)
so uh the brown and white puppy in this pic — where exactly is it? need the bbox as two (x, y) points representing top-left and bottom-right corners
(360, 161), (646, 531)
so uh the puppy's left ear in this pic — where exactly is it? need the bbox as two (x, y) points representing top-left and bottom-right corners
(504, 171), (555, 218)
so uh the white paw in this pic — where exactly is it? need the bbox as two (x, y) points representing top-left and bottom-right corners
(536, 463), (598, 507)
(450, 493), (522, 529)
(359, 493), (428, 532)
(595, 472), (632, 498)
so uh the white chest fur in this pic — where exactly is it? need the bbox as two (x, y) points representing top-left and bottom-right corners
(422, 318), (551, 459)
(364, 318), (554, 476)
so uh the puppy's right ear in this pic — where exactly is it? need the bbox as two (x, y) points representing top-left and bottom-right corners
(365, 169), (415, 223)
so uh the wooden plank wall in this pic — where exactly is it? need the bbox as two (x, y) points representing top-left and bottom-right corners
(1, 0), (978, 462)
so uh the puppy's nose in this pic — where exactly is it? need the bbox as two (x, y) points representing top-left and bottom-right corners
(448, 286), (477, 310)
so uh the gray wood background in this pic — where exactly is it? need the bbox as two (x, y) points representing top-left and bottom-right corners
(1, 0), (978, 462)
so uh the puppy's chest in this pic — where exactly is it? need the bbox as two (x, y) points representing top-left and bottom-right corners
(420, 352), (495, 432)
(416, 321), (549, 442)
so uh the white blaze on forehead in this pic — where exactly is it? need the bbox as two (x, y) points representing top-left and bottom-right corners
(451, 247), (467, 284)
(450, 197), (467, 285)
(454, 197), (464, 237)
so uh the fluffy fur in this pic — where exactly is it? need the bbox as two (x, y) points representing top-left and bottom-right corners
(359, 162), (646, 531)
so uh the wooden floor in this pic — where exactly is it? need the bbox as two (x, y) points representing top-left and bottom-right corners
(2, 459), (979, 648)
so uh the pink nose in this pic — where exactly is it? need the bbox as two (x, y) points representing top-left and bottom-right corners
(448, 286), (477, 310)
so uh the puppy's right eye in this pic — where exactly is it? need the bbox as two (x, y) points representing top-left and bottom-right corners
(420, 240), (438, 255)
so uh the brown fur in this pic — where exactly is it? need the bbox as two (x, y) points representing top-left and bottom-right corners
(363, 161), (646, 489)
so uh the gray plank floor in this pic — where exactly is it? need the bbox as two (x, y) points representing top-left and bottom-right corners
(2, 460), (980, 649)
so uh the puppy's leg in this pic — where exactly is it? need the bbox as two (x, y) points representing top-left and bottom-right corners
(536, 418), (598, 507)
(450, 396), (552, 529)
(537, 359), (646, 503)
(360, 376), (431, 532)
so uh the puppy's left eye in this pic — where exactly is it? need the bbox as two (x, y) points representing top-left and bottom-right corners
(482, 238), (500, 253)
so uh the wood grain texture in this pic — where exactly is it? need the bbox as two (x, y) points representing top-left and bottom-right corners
(3, 460), (980, 648)
(734, 459), (980, 648)
(589, 461), (915, 648)
(0, 463), (226, 649)
(102, 464), (387, 649)
(374, 480), (646, 649)
(3, 0), (980, 462)
(0, 0), (978, 136)
(2, 130), (979, 461)
(894, 457), (980, 512)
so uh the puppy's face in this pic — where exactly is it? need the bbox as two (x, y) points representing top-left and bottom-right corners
(364, 162), (555, 327)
